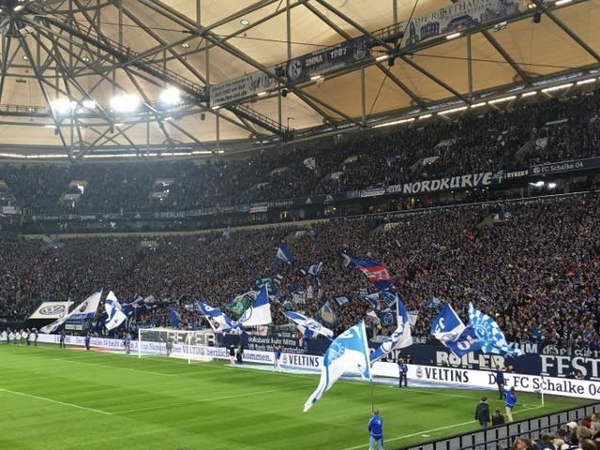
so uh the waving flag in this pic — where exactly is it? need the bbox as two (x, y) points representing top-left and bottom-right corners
(370, 295), (413, 362)
(304, 321), (371, 412)
(168, 307), (182, 328)
(303, 156), (316, 171)
(317, 300), (338, 325)
(239, 285), (272, 327)
(227, 292), (255, 316)
(284, 311), (333, 340)
(347, 256), (394, 291)
(104, 291), (127, 331)
(276, 242), (295, 265)
(362, 292), (380, 310)
(41, 290), (102, 334)
(468, 303), (522, 357)
(197, 301), (241, 332)
(308, 262), (323, 277)
(430, 303), (480, 357)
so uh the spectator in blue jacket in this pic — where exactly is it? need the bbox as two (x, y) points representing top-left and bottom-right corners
(505, 386), (517, 422)
(368, 409), (385, 450)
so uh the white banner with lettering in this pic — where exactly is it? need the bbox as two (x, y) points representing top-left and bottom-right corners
(33, 333), (600, 400)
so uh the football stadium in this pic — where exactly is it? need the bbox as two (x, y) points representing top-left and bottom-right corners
(1, 1), (600, 449)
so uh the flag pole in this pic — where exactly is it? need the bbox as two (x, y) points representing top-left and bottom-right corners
(370, 376), (375, 411)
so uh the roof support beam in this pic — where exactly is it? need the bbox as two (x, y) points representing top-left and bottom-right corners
(531, 0), (600, 64)
(480, 30), (531, 83)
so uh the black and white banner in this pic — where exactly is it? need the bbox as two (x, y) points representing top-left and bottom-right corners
(286, 35), (372, 84)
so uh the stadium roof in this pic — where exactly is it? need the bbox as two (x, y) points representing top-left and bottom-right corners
(0, 0), (598, 162)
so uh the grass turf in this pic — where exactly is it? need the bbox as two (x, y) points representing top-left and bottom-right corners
(0, 343), (592, 450)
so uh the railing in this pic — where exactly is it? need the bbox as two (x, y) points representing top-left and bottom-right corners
(395, 402), (600, 450)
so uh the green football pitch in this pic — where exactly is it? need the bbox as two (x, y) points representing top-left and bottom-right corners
(0, 344), (592, 450)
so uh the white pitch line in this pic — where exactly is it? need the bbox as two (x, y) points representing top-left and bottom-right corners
(338, 404), (543, 450)
(118, 387), (298, 414)
(0, 388), (112, 415)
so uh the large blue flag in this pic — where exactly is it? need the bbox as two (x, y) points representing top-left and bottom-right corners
(370, 295), (413, 363)
(276, 242), (295, 265)
(304, 321), (371, 412)
(284, 311), (334, 340)
(468, 303), (522, 357)
(430, 304), (481, 357)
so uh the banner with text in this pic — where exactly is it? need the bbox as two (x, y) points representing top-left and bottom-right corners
(529, 156), (600, 176)
(401, 0), (520, 48)
(210, 69), (278, 108)
(286, 35), (372, 84)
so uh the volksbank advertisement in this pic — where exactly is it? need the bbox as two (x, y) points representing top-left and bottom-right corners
(32, 332), (600, 400)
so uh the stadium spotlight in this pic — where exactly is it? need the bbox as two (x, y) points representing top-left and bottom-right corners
(50, 98), (76, 114)
(159, 87), (181, 106)
(110, 94), (140, 112)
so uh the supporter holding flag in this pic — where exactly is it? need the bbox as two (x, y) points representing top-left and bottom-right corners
(284, 311), (334, 340)
(276, 242), (295, 265)
(430, 303), (481, 357)
(370, 294), (413, 363)
(304, 321), (371, 412)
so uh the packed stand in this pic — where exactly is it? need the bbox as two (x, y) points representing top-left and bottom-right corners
(1, 88), (600, 214)
(0, 191), (598, 353)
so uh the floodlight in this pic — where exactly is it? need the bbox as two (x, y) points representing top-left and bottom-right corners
(110, 94), (140, 112)
(50, 98), (76, 114)
(159, 87), (181, 106)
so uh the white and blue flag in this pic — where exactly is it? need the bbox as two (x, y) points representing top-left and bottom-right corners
(304, 321), (371, 412)
(239, 285), (272, 327)
(41, 290), (103, 334)
(276, 242), (295, 265)
(370, 295), (413, 363)
(104, 291), (127, 331)
(308, 262), (323, 277)
(284, 311), (334, 340)
(430, 303), (481, 357)
(197, 300), (241, 332)
(468, 303), (522, 357)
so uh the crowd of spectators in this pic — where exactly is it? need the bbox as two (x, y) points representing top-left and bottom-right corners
(1, 87), (600, 215)
(0, 83), (600, 357)
(509, 416), (600, 450)
(0, 190), (599, 355)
